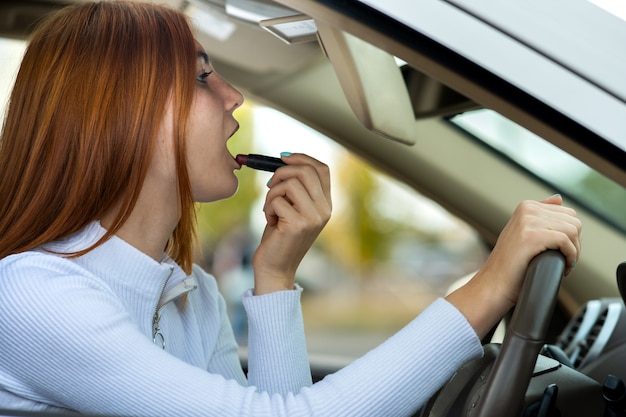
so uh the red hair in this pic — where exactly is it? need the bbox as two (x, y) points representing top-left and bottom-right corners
(0, 1), (199, 273)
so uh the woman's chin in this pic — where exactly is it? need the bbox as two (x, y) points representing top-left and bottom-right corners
(194, 178), (239, 203)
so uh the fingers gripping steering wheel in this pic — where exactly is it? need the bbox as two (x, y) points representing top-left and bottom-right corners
(420, 250), (566, 417)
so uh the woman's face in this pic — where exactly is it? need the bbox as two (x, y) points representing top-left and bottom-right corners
(150, 43), (243, 205)
(184, 45), (244, 202)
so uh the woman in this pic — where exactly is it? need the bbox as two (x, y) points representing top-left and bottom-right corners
(0, 1), (581, 416)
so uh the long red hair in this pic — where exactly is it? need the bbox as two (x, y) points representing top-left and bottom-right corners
(0, 1), (198, 273)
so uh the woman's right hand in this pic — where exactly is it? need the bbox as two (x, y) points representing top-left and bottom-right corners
(446, 194), (582, 338)
(251, 153), (332, 295)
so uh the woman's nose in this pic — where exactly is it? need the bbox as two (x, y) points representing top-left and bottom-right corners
(223, 79), (244, 112)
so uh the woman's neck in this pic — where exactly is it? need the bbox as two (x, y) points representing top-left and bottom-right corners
(100, 191), (180, 264)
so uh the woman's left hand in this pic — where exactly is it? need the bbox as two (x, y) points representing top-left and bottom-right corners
(252, 153), (332, 294)
(446, 194), (582, 338)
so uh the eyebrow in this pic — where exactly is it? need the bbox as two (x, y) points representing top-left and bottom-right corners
(197, 51), (209, 65)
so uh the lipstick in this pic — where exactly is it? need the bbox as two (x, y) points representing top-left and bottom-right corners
(236, 154), (286, 172)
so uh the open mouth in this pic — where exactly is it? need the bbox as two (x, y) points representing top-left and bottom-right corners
(228, 123), (240, 139)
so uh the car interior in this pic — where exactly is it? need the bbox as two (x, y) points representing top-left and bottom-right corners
(1, 0), (626, 416)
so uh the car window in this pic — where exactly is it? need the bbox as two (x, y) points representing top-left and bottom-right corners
(206, 104), (490, 357)
(449, 109), (626, 234)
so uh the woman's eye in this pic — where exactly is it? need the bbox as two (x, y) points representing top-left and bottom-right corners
(197, 71), (213, 82)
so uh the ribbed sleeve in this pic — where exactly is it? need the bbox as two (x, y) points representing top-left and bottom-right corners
(243, 285), (312, 394)
(301, 298), (483, 416)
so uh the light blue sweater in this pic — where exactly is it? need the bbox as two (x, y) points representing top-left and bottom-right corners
(0, 222), (482, 416)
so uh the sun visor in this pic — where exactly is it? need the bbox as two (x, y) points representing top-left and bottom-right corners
(315, 20), (417, 145)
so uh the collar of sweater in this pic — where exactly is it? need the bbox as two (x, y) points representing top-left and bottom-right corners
(39, 222), (197, 313)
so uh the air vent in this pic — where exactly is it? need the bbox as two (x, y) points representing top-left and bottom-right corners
(556, 305), (587, 350)
(556, 299), (623, 369)
(570, 308), (607, 368)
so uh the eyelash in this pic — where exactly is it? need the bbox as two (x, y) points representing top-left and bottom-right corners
(197, 71), (213, 82)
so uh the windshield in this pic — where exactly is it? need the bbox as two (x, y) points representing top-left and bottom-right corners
(450, 109), (626, 233)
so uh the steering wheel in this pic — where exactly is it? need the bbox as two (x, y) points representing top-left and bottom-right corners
(420, 250), (566, 417)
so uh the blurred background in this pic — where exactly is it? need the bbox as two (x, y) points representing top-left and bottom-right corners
(195, 101), (488, 357)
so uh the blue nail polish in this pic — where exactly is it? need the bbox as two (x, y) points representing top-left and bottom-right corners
(266, 177), (273, 187)
(280, 152), (292, 157)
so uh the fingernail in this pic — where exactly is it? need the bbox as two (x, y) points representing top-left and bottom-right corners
(572, 259), (577, 268)
(280, 152), (292, 157)
(549, 193), (561, 199)
(266, 177), (273, 187)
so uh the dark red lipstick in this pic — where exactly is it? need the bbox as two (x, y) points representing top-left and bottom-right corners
(236, 154), (286, 172)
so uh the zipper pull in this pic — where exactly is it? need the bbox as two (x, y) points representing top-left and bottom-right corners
(152, 312), (165, 349)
